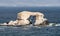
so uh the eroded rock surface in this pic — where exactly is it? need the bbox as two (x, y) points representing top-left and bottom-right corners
(0, 11), (48, 26)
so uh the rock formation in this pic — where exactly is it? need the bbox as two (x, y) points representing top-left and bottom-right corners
(16, 19), (30, 25)
(17, 11), (33, 25)
(17, 11), (33, 20)
(33, 12), (47, 26)
(8, 20), (18, 25)
(0, 11), (48, 26)
(17, 11), (48, 26)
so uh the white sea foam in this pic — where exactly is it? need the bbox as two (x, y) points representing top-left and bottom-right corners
(48, 23), (55, 26)
(0, 23), (60, 27)
(54, 24), (60, 26)
(47, 23), (60, 27)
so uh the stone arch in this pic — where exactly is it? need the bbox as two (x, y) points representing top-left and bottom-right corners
(17, 11), (48, 25)
(0, 11), (48, 26)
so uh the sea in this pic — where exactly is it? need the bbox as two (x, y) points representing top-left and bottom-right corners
(0, 7), (60, 36)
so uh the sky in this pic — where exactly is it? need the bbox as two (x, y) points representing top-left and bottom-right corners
(0, 0), (60, 7)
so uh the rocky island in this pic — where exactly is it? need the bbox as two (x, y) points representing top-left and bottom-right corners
(0, 11), (48, 26)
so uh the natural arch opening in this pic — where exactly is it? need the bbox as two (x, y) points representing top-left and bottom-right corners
(28, 15), (36, 24)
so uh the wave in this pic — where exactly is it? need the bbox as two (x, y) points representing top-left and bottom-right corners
(48, 23), (60, 26)
(0, 23), (60, 27)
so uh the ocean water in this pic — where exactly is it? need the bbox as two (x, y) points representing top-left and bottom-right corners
(0, 7), (60, 36)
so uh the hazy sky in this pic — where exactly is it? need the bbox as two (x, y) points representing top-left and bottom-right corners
(0, 0), (60, 7)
